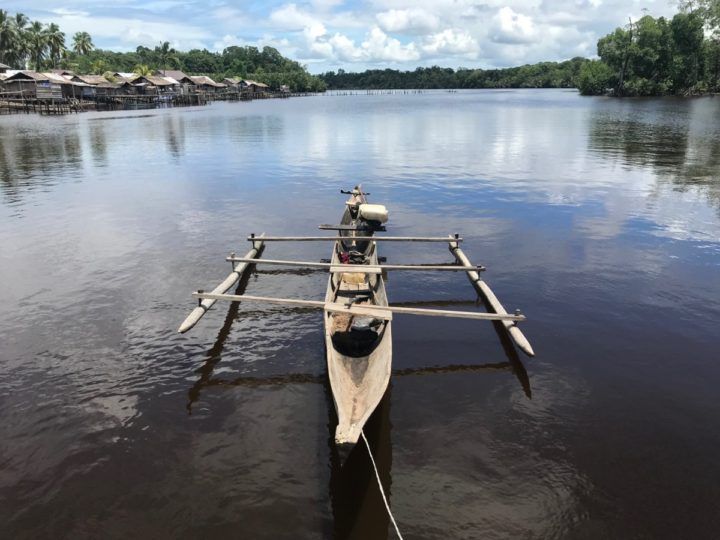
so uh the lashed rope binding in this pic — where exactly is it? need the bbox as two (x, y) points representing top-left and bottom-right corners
(361, 429), (404, 540)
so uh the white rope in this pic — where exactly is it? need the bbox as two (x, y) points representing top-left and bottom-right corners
(361, 429), (404, 540)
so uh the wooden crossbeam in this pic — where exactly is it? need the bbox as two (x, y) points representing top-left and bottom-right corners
(226, 256), (482, 272)
(191, 292), (526, 322)
(246, 235), (462, 242)
(318, 224), (386, 232)
(329, 265), (381, 274)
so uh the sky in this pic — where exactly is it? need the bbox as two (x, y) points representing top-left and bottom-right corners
(7, 1), (681, 73)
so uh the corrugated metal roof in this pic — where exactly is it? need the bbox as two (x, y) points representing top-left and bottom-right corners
(157, 69), (190, 81)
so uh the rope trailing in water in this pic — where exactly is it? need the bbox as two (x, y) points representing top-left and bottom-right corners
(361, 429), (404, 540)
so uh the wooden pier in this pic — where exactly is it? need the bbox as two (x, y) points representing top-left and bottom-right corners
(0, 88), (319, 116)
(0, 93), (84, 115)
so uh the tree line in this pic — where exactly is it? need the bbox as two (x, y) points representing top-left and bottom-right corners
(578, 1), (720, 96)
(320, 59), (588, 90)
(0, 9), (326, 92)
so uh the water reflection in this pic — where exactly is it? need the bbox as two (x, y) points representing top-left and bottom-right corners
(328, 387), (392, 540)
(0, 126), (84, 204)
(88, 122), (108, 166)
(589, 99), (720, 211)
(163, 114), (186, 158)
(4, 91), (719, 537)
(185, 260), (531, 537)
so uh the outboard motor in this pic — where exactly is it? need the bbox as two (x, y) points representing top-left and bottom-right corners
(358, 204), (389, 230)
(353, 203), (389, 252)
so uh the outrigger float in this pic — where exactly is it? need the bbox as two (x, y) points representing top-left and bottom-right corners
(179, 186), (534, 449)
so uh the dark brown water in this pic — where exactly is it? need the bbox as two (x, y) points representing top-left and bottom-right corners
(1, 90), (719, 539)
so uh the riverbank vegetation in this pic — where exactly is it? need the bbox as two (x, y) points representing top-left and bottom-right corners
(578, 1), (720, 96)
(319, 59), (587, 90)
(0, 10), (326, 92)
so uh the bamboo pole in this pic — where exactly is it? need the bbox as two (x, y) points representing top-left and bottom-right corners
(178, 235), (264, 333)
(448, 241), (535, 357)
(225, 256), (482, 272)
(246, 235), (462, 242)
(191, 292), (526, 322)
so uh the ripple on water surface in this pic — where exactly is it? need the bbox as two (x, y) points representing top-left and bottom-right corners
(1, 91), (720, 538)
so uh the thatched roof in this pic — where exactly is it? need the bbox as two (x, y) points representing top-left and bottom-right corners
(242, 79), (269, 88)
(223, 77), (240, 85)
(3, 70), (49, 82)
(41, 72), (87, 85)
(72, 74), (111, 85)
(0, 62), (10, 70)
(130, 75), (178, 86)
(190, 75), (226, 87)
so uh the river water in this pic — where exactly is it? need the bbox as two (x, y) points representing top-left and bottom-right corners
(1, 90), (719, 539)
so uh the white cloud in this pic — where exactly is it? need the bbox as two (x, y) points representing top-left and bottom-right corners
(298, 26), (420, 63)
(362, 27), (420, 62)
(52, 8), (89, 17)
(18, 0), (690, 71)
(270, 3), (319, 30)
(39, 11), (210, 50)
(422, 29), (479, 58)
(311, 0), (345, 9)
(491, 6), (537, 44)
(376, 8), (439, 34)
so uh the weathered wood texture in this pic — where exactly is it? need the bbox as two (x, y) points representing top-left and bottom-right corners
(247, 236), (462, 242)
(226, 256), (479, 272)
(191, 292), (525, 322)
(449, 241), (535, 357)
(178, 237), (264, 333)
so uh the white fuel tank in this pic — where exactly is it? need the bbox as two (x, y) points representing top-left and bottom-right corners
(358, 204), (389, 223)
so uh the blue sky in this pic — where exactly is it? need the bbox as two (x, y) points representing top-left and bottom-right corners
(7, 1), (680, 73)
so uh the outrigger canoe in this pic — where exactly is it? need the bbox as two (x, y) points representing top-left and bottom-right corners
(179, 185), (533, 452)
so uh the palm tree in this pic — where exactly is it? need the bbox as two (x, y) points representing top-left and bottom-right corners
(90, 59), (106, 75)
(27, 21), (48, 70)
(45, 22), (65, 68)
(72, 31), (93, 55)
(0, 10), (18, 65)
(154, 41), (178, 69)
(133, 64), (152, 76)
(13, 12), (29, 67)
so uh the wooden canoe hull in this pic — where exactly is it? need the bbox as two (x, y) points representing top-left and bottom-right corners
(324, 242), (392, 446)
(324, 189), (392, 446)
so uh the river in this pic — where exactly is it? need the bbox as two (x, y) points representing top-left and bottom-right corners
(1, 90), (719, 539)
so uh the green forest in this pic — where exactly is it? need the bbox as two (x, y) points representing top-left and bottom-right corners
(0, 10), (326, 92)
(578, 1), (720, 95)
(319, 58), (587, 90)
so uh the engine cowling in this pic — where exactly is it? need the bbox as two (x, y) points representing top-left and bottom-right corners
(358, 204), (389, 224)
